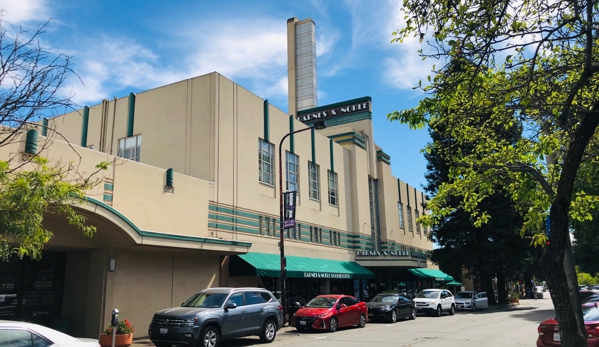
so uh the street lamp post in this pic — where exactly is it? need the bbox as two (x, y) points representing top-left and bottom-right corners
(279, 120), (326, 326)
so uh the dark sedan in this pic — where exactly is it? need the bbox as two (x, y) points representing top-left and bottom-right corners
(366, 293), (416, 323)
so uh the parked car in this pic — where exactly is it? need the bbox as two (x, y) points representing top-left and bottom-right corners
(0, 320), (99, 347)
(149, 287), (283, 347)
(292, 294), (367, 332)
(534, 286), (544, 299)
(582, 295), (599, 309)
(580, 290), (597, 301)
(366, 293), (416, 323)
(537, 305), (599, 346)
(414, 289), (456, 316)
(454, 291), (488, 311)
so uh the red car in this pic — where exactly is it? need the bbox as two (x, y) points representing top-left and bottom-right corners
(537, 305), (599, 346)
(292, 294), (368, 332)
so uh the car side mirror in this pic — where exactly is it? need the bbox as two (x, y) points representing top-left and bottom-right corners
(293, 302), (302, 308)
(181, 302), (185, 306)
(226, 302), (237, 309)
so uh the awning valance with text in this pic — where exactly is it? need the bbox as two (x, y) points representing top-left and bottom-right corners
(232, 252), (375, 279)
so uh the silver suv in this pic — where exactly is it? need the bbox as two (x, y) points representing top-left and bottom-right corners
(149, 287), (283, 347)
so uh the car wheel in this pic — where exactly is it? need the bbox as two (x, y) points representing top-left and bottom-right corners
(436, 305), (442, 317)
(472, 302), (476, 311)
(358, 314), (366, 328)
(449, 304), (455, 315)
(389, 310), (397, 323)
(260, 319), (277, 343)
(201, 326), (219, 347)
(329, 317), (338, 332)
(410, 307), (417, 320)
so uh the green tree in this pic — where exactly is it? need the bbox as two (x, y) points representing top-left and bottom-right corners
(572, 160), (599, 275)
(390, 1), (599, 346)
(0, 20), (105, 260)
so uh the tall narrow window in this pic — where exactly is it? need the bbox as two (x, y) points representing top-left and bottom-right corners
(415, 210), (421, 234)
(407, 207), (413, 232)
(259, 139), (275, 185)
(286, 151), (299, 192)
(118, 135), (142, 162)
(398, 202), (405, 228)
(308, 161), (320, 201)
(328, 170), (338, 206)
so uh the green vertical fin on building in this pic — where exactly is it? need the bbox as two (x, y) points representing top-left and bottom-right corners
(127, 93), (136, 137)
(263, 99), (269, 142)
(329, 139), (334, 172)
(311, 128), (316, 163)
(406, 183), (410, 207)
(289, 114), (295, 153)
(81, 106), (89, 147)
(42, 118), (48, 136)
(397, 179), (402, 203)
(25, 129), (39, 154)
(166, 168), (174, 187)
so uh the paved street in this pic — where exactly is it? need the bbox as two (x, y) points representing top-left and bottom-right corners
(133, 294), (555, 347)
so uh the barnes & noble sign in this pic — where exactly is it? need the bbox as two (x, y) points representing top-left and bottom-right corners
(355, 250), (428, 259)
(297, 99), (371, 123)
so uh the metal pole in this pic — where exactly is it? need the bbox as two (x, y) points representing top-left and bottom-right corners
(279, 126), (315, 326)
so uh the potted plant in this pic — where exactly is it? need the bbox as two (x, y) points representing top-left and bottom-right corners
(508, 291), (520, 304)
(99, 319), (135, 347)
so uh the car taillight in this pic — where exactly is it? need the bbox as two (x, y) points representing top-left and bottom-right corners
(278, 305), (283, 311)
(538, 325), (548, 334)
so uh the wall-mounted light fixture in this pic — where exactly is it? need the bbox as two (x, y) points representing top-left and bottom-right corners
(109, 257), (116, 272)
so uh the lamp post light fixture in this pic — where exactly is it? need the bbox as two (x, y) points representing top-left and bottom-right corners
(278, 120), (326, 326)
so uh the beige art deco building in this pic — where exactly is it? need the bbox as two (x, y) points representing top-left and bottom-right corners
(0, 70), (451, 338)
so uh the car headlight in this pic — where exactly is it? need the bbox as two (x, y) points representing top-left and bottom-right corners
(381, 306), (392, 311)
(465, 301), (471, 305)
(314, 313), (329, 318)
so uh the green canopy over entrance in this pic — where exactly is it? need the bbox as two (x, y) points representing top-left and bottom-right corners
(236, 252), (375, 279)
(408, 268), (454, 281)
(447, 280), (463, 286)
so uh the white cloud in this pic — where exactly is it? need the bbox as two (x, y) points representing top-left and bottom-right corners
(0, 0), (50, 26)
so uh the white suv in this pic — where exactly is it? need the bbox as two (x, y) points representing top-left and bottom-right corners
(414, 289), (455, 316)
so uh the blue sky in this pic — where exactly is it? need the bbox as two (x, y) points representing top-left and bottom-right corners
(1, 0), (436, 190)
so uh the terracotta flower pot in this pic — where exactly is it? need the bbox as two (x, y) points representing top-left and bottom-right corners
(508, 298), (519, 304)
(99, 333), (133, 347)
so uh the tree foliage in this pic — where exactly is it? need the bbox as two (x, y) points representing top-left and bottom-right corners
(0, 20), (105, 260)
(390, 1), (599, 346)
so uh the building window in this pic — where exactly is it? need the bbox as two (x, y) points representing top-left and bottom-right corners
(118, 135), (141, 161)
(310, 226), (322, 243)
(398, 202), (404, 229)
(330, 231), (340, 246)
(286, 151), (299, 192)
(259, 216), (275, 236)
(328, 170), (338, 206)
(415, 210), (421, 234)
(308, 161), (320, 201)
(407, 207), (413, 232)
(294, 223), (301, 240)
(259, 139), (275, 185)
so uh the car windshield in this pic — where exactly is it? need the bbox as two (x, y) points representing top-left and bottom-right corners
(583, 306), (599, 321)
(371, 295), (398, 303)
(306, 297), (337, 308)
(416, 290), (439, 299)
(455, 292), (474, 299)
(181, 292), (227, 308)
(583, 296), (599, 304)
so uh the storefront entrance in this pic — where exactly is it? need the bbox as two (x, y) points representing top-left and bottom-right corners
(0, 251), (66, 327)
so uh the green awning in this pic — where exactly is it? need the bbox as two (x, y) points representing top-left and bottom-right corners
(408, 268), (454, 281)
(447, 280), (462, 286)
(235, 252), (374, 279)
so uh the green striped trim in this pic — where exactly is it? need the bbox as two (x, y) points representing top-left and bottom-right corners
(377, 150), (391, 165)
(311, 128), (316, 163)
(329, 139), (334, 172)
(127, 93), (136, 137)
(264, 100), (270, 142)
(103, 194), (113, 202)
(81, 106), (89, 147)
(289, 114), (295, 153)
(329, 132), (367, 150)
(104, 183), (114, 191)
(297, 96), (372, 115)
(80, 197), (251, 247)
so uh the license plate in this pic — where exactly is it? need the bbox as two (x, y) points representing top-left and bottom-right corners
(160, 328), (168, 334)
(553, 333), (560, 341)
(299, 321), (306, 326)
(368, 313), (373, 317)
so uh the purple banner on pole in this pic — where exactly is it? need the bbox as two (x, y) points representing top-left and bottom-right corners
(283, 191), (297, 230)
